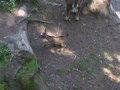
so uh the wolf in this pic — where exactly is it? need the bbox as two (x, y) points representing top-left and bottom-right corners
(65, 0), (82, 21)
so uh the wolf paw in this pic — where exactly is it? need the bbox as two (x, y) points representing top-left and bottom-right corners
(64, 16), (70, 21)
(75, 16), (79, 21)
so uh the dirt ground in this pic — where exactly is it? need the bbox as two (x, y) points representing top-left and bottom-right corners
(0, 0), (120, 90)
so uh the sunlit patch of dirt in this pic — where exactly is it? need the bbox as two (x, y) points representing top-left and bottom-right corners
(114, 54), (120, 62)
(103, 68), (120, 83)
(104, 52), (120, 62)
(50, 48), (77, 59)
(104, 52), (114, 62)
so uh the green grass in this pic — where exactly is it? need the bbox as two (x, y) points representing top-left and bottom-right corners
(105, 64), (114, 68)
(57, 68), (68, 73)
(0, 82), (7, 90)
(73, 85), (82, 90)
(57, 53), (103, 74)
(57, 60), (95, 73)
(0, 0), (40, 12)
(77, 60), (88, 71)
(0, 0), (16, 12)
(39, 13), (47, 18)
(104, 52), (112, 57)
(16, 59), (40, 90)
(31, 8), (39, 13)
(0, 43), (11, 69)
(57, 66), (76, 73)
(90, 53), (100, 61)
(17, 60), (40, 78)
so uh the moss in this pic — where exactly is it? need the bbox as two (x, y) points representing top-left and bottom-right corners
(17, 60), (40, 78)
(0, 43), (11, 70)
(18, 77), (34, 90)
(0, 0), (16, 12)
(0, 82), (7, 90)
(17, 59), (40, 90)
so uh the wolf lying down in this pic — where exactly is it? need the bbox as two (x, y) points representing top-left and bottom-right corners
(40, 29), (68, 52)
(65, 0), (110, 21)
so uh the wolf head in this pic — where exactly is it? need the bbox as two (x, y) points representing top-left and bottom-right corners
(72, 0), (80, 13)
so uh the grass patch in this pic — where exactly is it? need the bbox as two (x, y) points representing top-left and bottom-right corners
(105, 64), (114, 68)
(17, 60), (40, 78)
(0, 0), (41, 12)
(104, 52), (112, 57)
(57, 54), (102, 74)
(39, 13), (47, 18)
(57, 60), (98, 73)
(17, 59), (40, 90)
(57, 66), (76, 73)
(31, 7), (39, 13)
(57, 68), (68, 73)
(73, 85), (82, 90)
(0, 0), (16, 12)
(90, 53), (100, 61)
(0, 82), (7, 90)
(0, 43), (11, 69)
(77, 60), (88, 71)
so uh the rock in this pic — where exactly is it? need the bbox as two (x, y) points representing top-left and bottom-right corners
(3, 30), (33, 54)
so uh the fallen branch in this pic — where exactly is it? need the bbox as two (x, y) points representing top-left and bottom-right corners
(47, 2), (62, 6)
(41, 0), (62, 6)
(16, 14), (32, 24)
(28, 19), (54, 24)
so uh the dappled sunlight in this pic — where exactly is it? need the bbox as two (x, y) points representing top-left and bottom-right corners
(102, 68), (120, 83)
(115, 11), (120, 19)
(35, 23), (78, 59)
(103, 52), (120, 83)
(36, 24), (63, 36)
(104, 52), (114, 62)
(50, 48), (77, 59)
(104, 52), (120, 62)
(36, 24), (46, 33)
(60, 48), (76, 56)
(50, 27), (63, 36)
(114, 54), (120, 62)
(13, 5), (28, 17)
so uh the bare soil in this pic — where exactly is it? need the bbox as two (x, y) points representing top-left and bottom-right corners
(27, 1), (120, 90)
(0, 0), (120, 90)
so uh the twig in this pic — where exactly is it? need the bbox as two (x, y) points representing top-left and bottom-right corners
(28, 19), (54, 24)
(42, 0), (62, 6)
(16, 14), (32, 25)
(47, 2), (62, 6)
